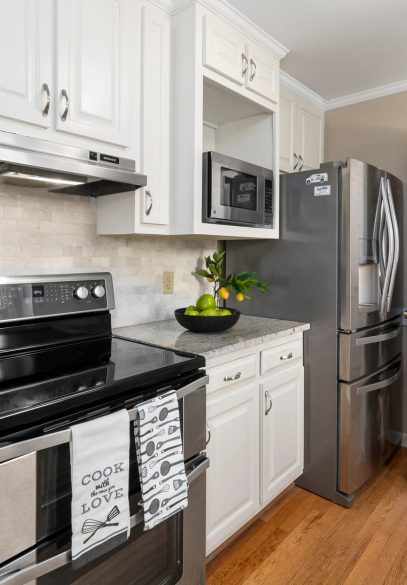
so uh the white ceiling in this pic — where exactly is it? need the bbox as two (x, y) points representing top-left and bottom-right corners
(228, 0), (407, 100)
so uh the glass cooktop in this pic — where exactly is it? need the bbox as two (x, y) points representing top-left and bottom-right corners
(0, 336), (204, 435)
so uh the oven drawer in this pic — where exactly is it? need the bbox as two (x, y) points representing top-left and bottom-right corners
(339, 318), (401, 382)
(206, 354), (257, 394)
(260, 337), (303, 376)
(338, 357), (402, 495)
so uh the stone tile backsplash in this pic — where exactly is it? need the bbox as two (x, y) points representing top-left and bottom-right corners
(0, 184), (216, 328)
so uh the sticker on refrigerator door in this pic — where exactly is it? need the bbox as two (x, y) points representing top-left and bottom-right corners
(314, 185), (331, 196)
(306, 173), (328, 185)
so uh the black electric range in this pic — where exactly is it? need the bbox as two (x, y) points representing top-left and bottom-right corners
(0, 272), (205, 437)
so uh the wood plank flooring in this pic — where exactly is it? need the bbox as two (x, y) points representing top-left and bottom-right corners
(206, 448), (407, 585)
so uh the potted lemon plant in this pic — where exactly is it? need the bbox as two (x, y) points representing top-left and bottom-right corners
(174, 246), (268, 333)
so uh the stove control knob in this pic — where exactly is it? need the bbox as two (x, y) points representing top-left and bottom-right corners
(92, 285), (106, 299)
(74, 286), (89, 300)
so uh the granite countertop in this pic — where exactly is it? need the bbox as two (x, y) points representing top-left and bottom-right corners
(114, 315), (310, 360)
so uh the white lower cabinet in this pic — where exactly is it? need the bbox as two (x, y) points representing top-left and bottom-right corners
(206, 380), (259, 555)
(260, 366), (304, 505)
(205, 334), (305, 556)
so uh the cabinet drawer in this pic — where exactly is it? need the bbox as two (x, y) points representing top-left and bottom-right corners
(261, 337), (303, 376)
(207, 354), (257, 394)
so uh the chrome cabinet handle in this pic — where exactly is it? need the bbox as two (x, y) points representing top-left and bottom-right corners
(0, 457), (209, 585)
(206, 423), (211, 446)
(265, 391), (272, 415)
(280, 352), (293, 361)
(223, 371), (241, 382)
(293, 152), (299, 170)
(60, 89), (69, 121)
(145, 190), (153, 216)
(42, 82), (50, 117)
(0, 375), (209, 464)
(379, 178), (395, 316)
(299, 155), (304, 171)
(241, 53), (248, 77)
(356, 326), (400, 346)
(249, 58), (257, 81)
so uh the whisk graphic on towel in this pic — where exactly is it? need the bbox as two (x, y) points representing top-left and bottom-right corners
(81, 505), (120, 544)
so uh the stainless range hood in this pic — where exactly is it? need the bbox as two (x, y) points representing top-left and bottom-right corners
(0, 131), (147, 196)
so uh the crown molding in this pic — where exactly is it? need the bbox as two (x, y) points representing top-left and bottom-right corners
(325, 78), (407, 110)
(153, 0), (289, 59)
(280, 71), (327, 110)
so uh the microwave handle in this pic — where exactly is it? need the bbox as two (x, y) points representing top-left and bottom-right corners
(0, 457), (209, 585)
(0, 375), (209, 464)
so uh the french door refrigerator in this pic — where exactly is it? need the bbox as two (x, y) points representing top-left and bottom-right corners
(226, 159), (403, 507)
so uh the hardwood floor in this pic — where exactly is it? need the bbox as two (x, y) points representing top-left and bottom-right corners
(206, 448), (407, 585)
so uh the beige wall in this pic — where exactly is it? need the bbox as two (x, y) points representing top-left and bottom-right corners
(325, 91), (407, 184)
(325, 92), (407, 439)
(0, 184), (214, 328)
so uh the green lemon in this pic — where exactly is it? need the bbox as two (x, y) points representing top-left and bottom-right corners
(217, 308), (232, 316)
(186, 305), (198, 312)
(185, 308), (200, 316)
(200, 308), (220, 317)
(196, 294), (216, 312)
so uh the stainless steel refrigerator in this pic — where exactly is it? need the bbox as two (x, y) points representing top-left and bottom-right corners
(226, 159), (403, 507)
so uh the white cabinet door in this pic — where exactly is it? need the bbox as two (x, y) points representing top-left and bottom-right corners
(56, 0), (130, 146)
(279, 88), (296, 173)
(140, 4), (170, 225)
(245, 43), (278, 102)
(260, 366), (304, 505)
(296, 97), (324, 171)
(0, 0), (52, 127)
(203, 14), (246, 85)
(206, 381), (259, 554)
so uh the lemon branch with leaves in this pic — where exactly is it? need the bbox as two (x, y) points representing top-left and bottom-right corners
(195, 246), (269, 305)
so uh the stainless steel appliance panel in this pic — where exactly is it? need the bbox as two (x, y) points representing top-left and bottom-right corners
(338, 357), (402, 495)
(338, 317), (402, 382)
(339, 160), (403, 332)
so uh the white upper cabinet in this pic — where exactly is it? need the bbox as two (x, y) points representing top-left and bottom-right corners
(140, 4), (170, 225)
(279, 85), (324, 173)
(0, 0), (53, 127)
(56, 0), (131, 146)
(296, 97), (324, 171)
(203, 11), (280, 105)
(203, 14), (246, 85)
(245, 42), (279, 102)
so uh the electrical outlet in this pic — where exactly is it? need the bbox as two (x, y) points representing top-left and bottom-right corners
(162, 271), (174, 294)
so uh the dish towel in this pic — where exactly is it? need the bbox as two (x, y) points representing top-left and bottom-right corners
(134, 390), (188, 530)
(70, 410), (130, 567)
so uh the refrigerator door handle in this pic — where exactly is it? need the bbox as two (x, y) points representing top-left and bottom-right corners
(385, 178), (400, 313)
(379, 178), (395, 317)
(356, 366), (401, 396)
(355, 325), (401, 346)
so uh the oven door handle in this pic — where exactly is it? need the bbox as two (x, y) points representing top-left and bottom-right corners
(0, 457), (209, 585)
(0, 375), (209, 464)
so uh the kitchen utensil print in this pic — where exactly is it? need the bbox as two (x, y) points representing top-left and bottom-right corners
(143, 484), (170, 504)
(144, 471), (160, 486)
(161, 491), (186, 507)
(81, 506), (120, 544)
(149, 450), (181, 468)
(148, 398), (173, 412)
(159, 468), (185, 484)
(158, 407), (178, 422)
(156, 418), (180, 430)
(166, 496), (187, 510)
(173, 477), (188, 490)
(156, 437), (179, 450)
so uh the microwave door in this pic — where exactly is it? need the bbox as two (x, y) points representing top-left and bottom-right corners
(210, 160), (265, 226)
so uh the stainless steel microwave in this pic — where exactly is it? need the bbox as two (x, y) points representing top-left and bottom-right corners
(202, 151), (273, 228)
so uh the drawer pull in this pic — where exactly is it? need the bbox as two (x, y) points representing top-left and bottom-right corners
(265, 391), (272, 415)
(280, 352), (293, 361)
(206, 423), (211, 446)
(223, 371), (241, 382)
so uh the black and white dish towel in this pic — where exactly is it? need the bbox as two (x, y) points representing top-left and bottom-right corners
(71, 410), (130, 567)
(134, 390), (188, 530)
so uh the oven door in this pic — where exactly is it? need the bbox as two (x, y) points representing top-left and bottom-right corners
(206, 152), (267, 227)
(0, 376), (208, 585)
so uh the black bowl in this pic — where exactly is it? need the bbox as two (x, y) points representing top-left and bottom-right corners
(174, 308), (241, 333)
